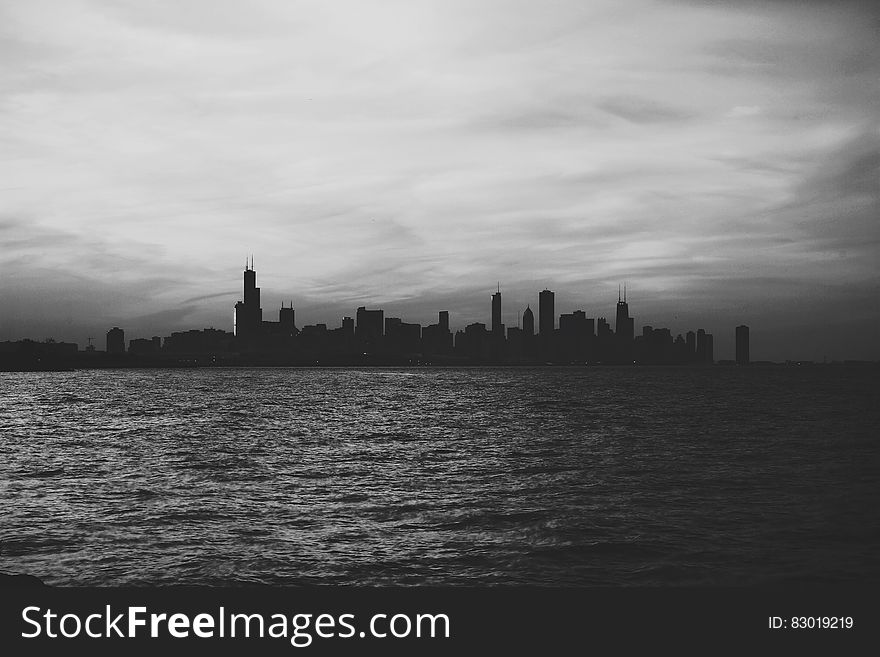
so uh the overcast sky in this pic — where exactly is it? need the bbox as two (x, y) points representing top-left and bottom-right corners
(1, 0), (878, 360)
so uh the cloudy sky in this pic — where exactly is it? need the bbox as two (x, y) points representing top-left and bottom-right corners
(1, 0), (878, 360)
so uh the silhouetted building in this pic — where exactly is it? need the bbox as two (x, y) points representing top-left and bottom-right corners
(279, 303), (296, 336)
(538, 289), (555, 360)
(736, 325), (750, 365)
(538, 290), (555, 336)
(300, 324), (328, 337)
(615, 285), (634, 342)
(686, 330), (696, 362)
(129, 336), (161, 356)
(234, 258), (263, 339)
(164, 328), (234, 354)
(106, 327), (125, 355)
(0, 339), (78, 370)
(696, 329), (714, 364)
(422, 311), (453, 358)
(491, 285), (503, 335)
(356, 306), (384, 352)
(457, 322), (488, 361)
(559, 310), (592, 362)
(522, 306), (534, 337)
(595, 317), (614, 363)
(385, 317), (421, 356)
(673, 333), (688, 362)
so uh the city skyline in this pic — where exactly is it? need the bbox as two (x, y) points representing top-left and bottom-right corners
(1, 1), (878, 361)
(0, 257), (876, 363)
(2, 261), (736, 368)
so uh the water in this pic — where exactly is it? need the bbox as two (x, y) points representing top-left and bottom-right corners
(1, 366), (878, 586)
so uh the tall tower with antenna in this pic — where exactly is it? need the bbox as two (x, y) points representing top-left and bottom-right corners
(491, 283), (503, 335)
(234, 255), (263, 339)
(615, 283), (634, 363)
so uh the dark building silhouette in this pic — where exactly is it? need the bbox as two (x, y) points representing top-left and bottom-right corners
(356, 306), (384, 352)
(422, 311), (453, 359)
(164, 328), (234, 354)
(538, 290), (555, 336)
(491, 285), (503, 335)
(106, 327), (125, 355)
(457, 322), (488, 361)
(696, 329), (707, 362)
(615, 285), (634, 342)
(595, 317), (613, 363)
(686, 330), (696, 362)
(0, 339), (78, 370)
(522, 306), (534, 337)
(736, 325), (750, 365)
(538, 289), (555, 360)
(696, 329), (714, 364)
(129, 336), (161, 356)
(234, 258), (263, 339)
(385, 317), (421, 356)
(635, 325), (675, 364)
(279, 302), (296, 336)
(559, 310), (592, 362)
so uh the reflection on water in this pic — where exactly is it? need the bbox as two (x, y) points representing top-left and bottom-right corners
(1, 366), (877, 585)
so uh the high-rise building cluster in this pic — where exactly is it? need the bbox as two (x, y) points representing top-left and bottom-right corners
(1, 262), (750, 369)
(223, 263), (727, 365)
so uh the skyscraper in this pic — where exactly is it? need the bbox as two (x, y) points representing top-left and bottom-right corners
(539, 289), (555, 336)
(106, 327), (125, 355)
(615, 285), (634, 341)
(234, 257), (263, 339)
(522, 306), (534, 337)
(696, 328), (714, 364)
(696, 329), (707, 362)
(686, 330), (696, 361)
(736, 325), (749, 365)
(491, 284), (502, 335)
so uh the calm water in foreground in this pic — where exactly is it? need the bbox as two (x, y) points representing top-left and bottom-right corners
(1, 366), (877, 586)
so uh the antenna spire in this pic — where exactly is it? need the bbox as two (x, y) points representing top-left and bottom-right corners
(624, 283), (627, 302)
(618, 284), (621, 303)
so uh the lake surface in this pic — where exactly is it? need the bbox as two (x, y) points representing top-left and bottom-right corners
(1, 366), (877, 586)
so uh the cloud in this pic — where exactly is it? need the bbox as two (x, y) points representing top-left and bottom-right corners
(596, 95), (695, 124)
(0, 0), (878, 359)
(725, 105), (761, 118)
